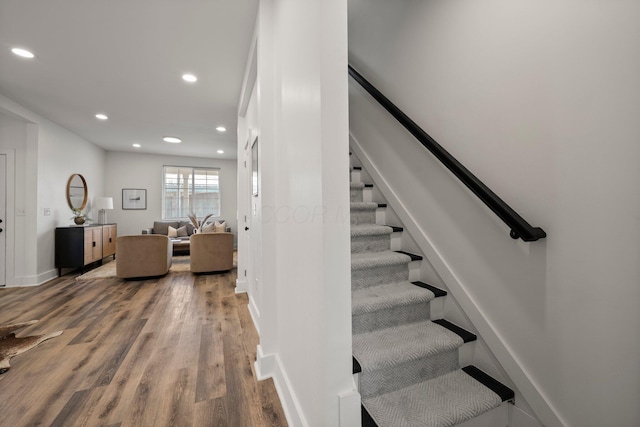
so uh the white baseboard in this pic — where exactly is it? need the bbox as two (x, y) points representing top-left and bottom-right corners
(248, 295), (260, 335)
(38, 269), (58, 285)
(339, 384), (361, 427)
(235, 277), (247, 294)
(255, 345), (307, 426)
(7, 268), (58, 287)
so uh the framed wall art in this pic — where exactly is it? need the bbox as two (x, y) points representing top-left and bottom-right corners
(122, 188), (147, 210)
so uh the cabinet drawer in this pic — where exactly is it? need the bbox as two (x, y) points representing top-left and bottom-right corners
(102, 224), (117, 257)
(84, 227), (102, 265)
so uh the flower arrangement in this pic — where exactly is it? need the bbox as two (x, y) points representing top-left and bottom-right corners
(70, 208), (90, 225)
(187, 213), (214, 233)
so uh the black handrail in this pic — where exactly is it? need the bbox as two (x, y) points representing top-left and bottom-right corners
(348, 65), (546, 242)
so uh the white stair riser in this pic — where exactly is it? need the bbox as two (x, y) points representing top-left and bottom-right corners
(408, 260), (421, 282)
(390, 234), (402, 251)
(454, 402), (509, 427)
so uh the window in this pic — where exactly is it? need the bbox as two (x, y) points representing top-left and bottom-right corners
(162, 166), (220, 219)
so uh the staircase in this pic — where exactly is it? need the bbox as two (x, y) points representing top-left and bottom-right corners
(350, 158), (514, 427)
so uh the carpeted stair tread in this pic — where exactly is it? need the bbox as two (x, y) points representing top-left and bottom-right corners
(351, 224), (394, 237)
(352, 251), (412, 270)
(353, 321), (463, 371)
(363, 369), (503, 427)
(351, 182), (366, 189)
(352, 282), (435, 316)
(351, 202), (380, 211)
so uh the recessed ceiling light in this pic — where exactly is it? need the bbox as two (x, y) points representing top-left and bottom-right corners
(163, 136), (182, 143)
(95, 113), (108, 120)
(11, 47), (35, 58)
(132, 143), (141, 148)
(182, 73), (197, 83)
(217, 150), (224, 154)
(216, 126), (226, 132)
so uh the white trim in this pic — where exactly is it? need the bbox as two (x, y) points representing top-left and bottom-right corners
(255, 345), (307, 427)
(248, 294), (260, 334)
(338, 386), (361, 427)
(36, 269), (58, 285)
(350, 134), (565, 427)
(235, 277), (248, 294)
(238, 21), (258, 117)
(0, 149), (15, 287)
(7, 268), (58, 288)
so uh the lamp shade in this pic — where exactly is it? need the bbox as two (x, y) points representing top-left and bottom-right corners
(95, 197), (113, 210)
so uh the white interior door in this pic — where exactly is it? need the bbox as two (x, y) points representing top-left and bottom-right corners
(249, 137), (260, 298)
(243, 140), (253, 288)
(0, 154), (6, 287)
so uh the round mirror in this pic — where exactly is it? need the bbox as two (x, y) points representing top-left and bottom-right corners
(66, 174), (88, 211)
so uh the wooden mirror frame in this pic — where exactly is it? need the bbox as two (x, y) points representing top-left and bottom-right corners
(66, 174), (88, 211)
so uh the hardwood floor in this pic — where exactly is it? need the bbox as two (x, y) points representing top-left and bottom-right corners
(0, 264), (287, 427)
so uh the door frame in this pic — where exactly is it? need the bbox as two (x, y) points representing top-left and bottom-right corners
(0, 149), (15, 287)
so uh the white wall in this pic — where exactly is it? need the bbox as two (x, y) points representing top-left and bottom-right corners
(0, 94), (106, 285)
(251, 0), (359, 425)
(104, 151), (237, 240)
(348, 1), (640, 426)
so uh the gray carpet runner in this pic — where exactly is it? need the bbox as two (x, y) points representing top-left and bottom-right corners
(350, 161), (504, 426)
(364, 370), (502, 427)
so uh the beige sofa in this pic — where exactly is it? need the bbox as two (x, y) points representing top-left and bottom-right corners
(142, 220), (230, 254)
(190, 232), (234, 273)
(116, 235), (172, 279)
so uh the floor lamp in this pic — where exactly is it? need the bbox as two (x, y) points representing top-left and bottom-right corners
(95, 197), (113, 224)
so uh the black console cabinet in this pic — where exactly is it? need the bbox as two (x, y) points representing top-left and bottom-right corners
(55, 224), (117, 276)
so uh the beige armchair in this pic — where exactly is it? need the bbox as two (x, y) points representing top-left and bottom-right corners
(116, 235), (172, 279)
(190, 232), (234, 273)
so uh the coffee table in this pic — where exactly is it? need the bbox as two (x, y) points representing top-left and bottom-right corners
(170, 239), (190, 254)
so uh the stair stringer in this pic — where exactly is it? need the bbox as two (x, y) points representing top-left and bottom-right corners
(350, 134), (563, 427)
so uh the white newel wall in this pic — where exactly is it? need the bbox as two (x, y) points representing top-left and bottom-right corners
(249, 0), (359, 425)
(348, 1), (640, 426)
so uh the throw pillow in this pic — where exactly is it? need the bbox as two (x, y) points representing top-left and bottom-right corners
(167, 226), (178, 238)
(176, 225), (188, 237)
(214, 221), (226, 233)
(201, 222), (216, 233)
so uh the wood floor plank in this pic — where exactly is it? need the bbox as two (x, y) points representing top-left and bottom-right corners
(194, 396), (230, 427)
(87, 331), (159, 426)
(0, 265), (287, 427)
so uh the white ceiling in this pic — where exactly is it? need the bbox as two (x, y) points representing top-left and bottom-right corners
(0, 0), (258, 159)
